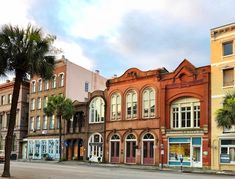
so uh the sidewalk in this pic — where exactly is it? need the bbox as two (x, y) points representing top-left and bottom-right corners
(17, 159), (235, 176)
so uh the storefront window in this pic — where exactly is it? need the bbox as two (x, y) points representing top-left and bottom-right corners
(169, 143), (190, 162)
(220, 139), (235, 164)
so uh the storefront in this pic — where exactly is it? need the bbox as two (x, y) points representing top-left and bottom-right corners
(28, 138), (59, 160)
(88, 133), (103, 162)
(168, 137), (202, 167)
(220, 139), (235, 164)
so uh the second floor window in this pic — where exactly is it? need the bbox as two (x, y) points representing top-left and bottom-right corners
(126, 90), (137, 119)
(8, 94), (12, 104)
(223, 41), (233, 56)
(38, 79), (42, 91)
(37, 97), (41, 109)
(30, 117), (34, 130)
(32, 81), (36, 93)
(52, 76), (56, 89)
(43, 96), (48, 108)
(143, 88), (155, 118)
(44, 80), (49, 90)
(42, 115), (47, 129)
(89, 97), (105, 123)
(31, 99), (35, 110)
(171, 97), (200, 129)
(49, 115), (55, 129)
(36, 116), (40, 130)
(111, 93), (121, 120)
(59, 73), (64, 87)
(223, 68), (234, 87)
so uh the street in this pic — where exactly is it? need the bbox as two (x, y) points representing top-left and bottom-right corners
(0, 162), (234, 179)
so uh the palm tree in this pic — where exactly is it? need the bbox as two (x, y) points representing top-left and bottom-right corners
(0, 24), (55, 177)
(216, 93), (235, 128)
(44, 95), (74, 161)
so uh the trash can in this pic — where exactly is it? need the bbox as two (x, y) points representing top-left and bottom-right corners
(10, 153), (17, 160)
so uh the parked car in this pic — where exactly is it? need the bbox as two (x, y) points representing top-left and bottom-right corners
(0, 150), (5, 162)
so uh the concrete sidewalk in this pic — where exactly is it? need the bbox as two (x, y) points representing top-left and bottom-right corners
(17, 159), (235, 176)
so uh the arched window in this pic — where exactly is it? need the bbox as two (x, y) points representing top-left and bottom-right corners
(171, 97), (200, 129)
(143, 88), (155, 118)
(126, 90), (137, 119)
(52, 75), (56, 88)
(111, 134), (120, 140)
(31, 80), (36, 93)
(143, 133), (154, 140)
(89, 97), (105, 123)
(38, 79), (42, 91)
(59, 73), (64, 87)
(111, 93), (121, 120)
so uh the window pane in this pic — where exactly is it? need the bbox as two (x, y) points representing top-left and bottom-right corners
(223, 68), (234, 86)
(223, 42), (233, 56)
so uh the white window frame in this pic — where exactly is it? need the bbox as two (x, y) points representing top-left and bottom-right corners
(44, 80), (49, 90)
(142, 88), (155, 118)
(37, 97), (41, 109)
(126, 90), (137, 119)
(52, 75), (57, 89)
(31, 98), (35, 110)
(89, 97), (105, 123)
(171, 97), (200, 129)
(36, 116), (41, 130)
(220, 139), (235, 164)
(111, 93), (121, 120)
(32, 80), (36, 93)
(30, 117), (34, 130)
(43, 96), (48, 108)
(38, 79), (42, 91)
(42, 115), (47, 130)
(59, 73), (64, 87)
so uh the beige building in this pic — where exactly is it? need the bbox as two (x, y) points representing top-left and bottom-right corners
(211, 23), (235, 170)
(0, 79), (29, 159)
(26, 57), (106, 160)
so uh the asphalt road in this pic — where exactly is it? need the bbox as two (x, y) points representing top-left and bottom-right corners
(0, 162), (234, 179)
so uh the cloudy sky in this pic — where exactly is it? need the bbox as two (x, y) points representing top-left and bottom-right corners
(0, 0), (235, 78)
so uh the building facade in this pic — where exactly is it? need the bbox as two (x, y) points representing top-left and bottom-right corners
(105, 67), (167, 165)
(26, 57), (106, 160)
(160, 60), (211, 168)
(211, 23), (235, 170)
(0, 79), (29, 159)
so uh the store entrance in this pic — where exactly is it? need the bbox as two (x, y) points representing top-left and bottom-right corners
(192, 146), (202, 167)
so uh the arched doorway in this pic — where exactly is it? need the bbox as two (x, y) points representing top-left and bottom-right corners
(88, 133), (103, 162)
(125, 134), (137, 164)
(142, 133), (155, 165)
(110, 134), (120, 163)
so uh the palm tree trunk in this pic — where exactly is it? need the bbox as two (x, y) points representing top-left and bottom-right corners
(59, 116), (62, 162)
(2, 70), (23, 177)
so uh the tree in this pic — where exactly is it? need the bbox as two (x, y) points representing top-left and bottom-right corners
(0, 24), (55, 177)
(216, 93), (235, 128)
(44, 95), (74, 161)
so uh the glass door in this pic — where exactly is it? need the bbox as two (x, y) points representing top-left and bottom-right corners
(192, 146), (202, 167)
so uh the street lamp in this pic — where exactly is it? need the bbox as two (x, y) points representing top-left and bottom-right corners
(160, 143), (164, 169)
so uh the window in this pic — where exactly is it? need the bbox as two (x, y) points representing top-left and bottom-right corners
(0, 114), (2, 129)
(111, 93), (121, 120)
(43, 96), (48, 108)
(49, 115), (55, 129)
(42, 116), (47, 129)
(224, 125), (235, 133)
(12, 135), (17, 152)
(59, 73), (64, 87)
(44, 80), (49, 90)
(220, 140), (235, 164)
(143, 88), (155, 118)
(52, 75), (56, 89)
(89, 97), (105, 123)
(30, 117), (34, 130)
(6, 114), (10, 128)
(32, 81), (36, 93)
(171, 97), (200, 128)
(223, 41), (233, 56)
(31, 98), (35, 110)
(126, 90), (137, 119)
(36, 116), (40, 130)
(37, 97), (41, 109)
(1, 95), (5, 105)
(8, 94), (12, 104)
(223, 68), (234, 87)
(85, 82), (89, 92)
(38, 79), (42, 91)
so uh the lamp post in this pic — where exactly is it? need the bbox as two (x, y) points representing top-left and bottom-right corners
(160, 143), (164, 169)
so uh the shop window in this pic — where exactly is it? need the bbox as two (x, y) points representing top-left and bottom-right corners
(223, 68), (234, 87)
(171, 97), (200, 129)
(89, 97), (105, 123)
(223, 41), (233, 56)
(126, 90), (137, 119)
(220, 139), (235, 164)
(142, 88), (155, 118)
(111, 93), (121, 120)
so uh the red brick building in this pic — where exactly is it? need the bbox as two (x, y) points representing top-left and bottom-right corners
(104, 60), (211, 167)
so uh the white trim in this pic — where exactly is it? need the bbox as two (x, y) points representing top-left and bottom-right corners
(141, 133), (155, 165)
(211, 94), (225, 99)
(211, 59), (235, 66)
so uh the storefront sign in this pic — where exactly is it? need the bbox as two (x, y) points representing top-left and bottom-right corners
(220, 154), (230, 163)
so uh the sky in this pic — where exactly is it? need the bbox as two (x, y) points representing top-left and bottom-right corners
(0, 0), (235, 79)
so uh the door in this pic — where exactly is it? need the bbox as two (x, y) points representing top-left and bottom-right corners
(22, 143), (27, 159)
(126, 141), (136, 163)
(111, 141), (120, 163)
(192, 146), (202, 167)
(143, 141), (154, 165)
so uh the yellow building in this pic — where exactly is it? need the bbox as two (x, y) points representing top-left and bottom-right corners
(211, 23), (235, 171)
